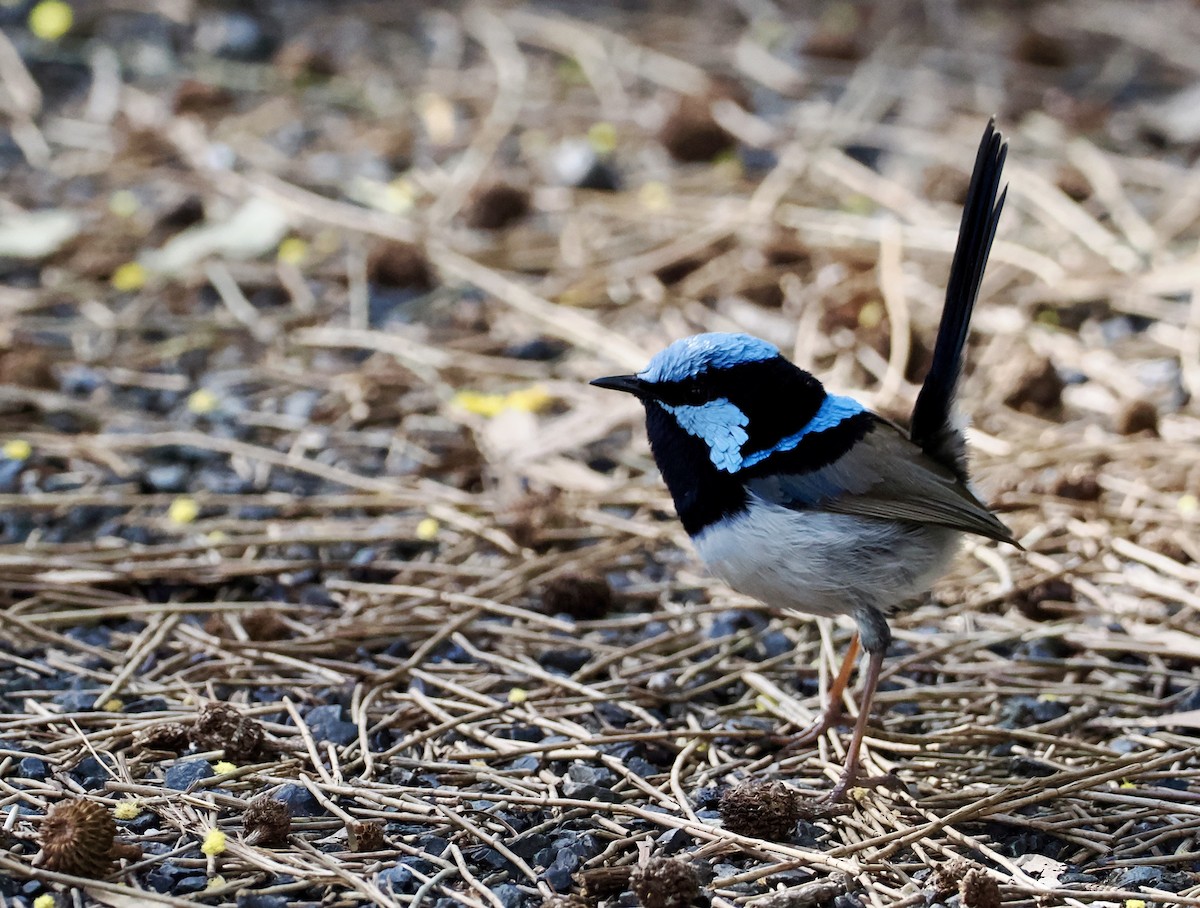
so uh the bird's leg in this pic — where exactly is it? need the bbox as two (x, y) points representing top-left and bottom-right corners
(773, 633), (860, 752)
(823, 643), (886, 802)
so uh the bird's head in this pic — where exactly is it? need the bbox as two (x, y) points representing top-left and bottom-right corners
(592, 333), (843, 475)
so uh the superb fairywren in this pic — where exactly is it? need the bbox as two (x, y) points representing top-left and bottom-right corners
(593, 120), (1018, 799)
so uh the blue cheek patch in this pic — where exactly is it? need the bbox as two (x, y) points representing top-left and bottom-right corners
(659, 399), (749, 473)
(739, 394), (865, 469)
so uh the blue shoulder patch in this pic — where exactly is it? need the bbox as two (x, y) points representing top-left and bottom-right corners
(659, 398), (749, 473)
(740, 394), (865, 469)
(639, 333), (779, 384)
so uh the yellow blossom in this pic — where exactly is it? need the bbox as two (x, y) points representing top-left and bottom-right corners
(857, 300), (884, 330)
(108, 190), (139, 218)
(2, 439), (31, 461)
(168, 497), (200, 525)
(28, 0), (72, 41)
(507, 687), (527, 705)
(110, 262), (147, 292)
(114, 800), (141, 821)
(638, 181), (671, 212)
(276, 237), (308, 266)
(101, 698), (123, 712)
(187, 388), (219, 415)
(416, 517), (439, 541)
(588, 122), (618, 155)
(201, 828), (226, 856)
(452, 386), (552, 418)
(214, 761), (236, 775)
(34, 895), (56, 908)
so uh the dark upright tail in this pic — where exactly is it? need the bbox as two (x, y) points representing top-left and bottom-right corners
(910, 118), (1008, 477)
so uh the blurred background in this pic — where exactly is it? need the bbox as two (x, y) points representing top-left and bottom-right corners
(1, 1), (1199, 905)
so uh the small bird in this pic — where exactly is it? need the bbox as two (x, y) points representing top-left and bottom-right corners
(592, 120), (1018, 799)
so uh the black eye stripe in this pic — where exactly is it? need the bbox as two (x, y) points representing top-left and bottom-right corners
(645, 358), (827, 451)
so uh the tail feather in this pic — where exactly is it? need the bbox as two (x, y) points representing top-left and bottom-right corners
(910, 118), (1008, 475)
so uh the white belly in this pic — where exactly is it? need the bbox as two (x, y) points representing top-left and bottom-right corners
(691, 495), (961, 618)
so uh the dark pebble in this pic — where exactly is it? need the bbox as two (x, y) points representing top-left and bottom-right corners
(1115, 865), (1162, 888)
(509, 833), (549, 863)
(999, 696), (1069, 729)
(708, 609), (768, 638)
(55, 690), (99, 712)
(17, 757), (47, 780)
(275, 783), (327, 817)
(237, 894), (290, 908)
(0, 876), (16, 897)
(147, 860), (203, 893)
(143, 464), (190, 493)
(625, 757), (658, 777)
(305, 704), (359, 746)
(563, 763), (618, 801)
(70, 755), (110, 790)
(467, 845), (513, 873)
(194, 11), (278, 61)
(66, 623), (111, 642)
(495, 724), (544, 743)
(693, 785), (727, 810)
(122, 809), (161, 835)
(540, 848), (580, 892)
(1010, 756), (1058, 777)
(834, 895), (866, 908)
(505, 338), (569, 361)
(757, 629), (793, 659)
(379, 856), (436, 894)
(656, 827), (694, 854)
(0, 461), (25, 494)
(537, 648), (591, 674)
(423, 836), (450, 857)
(595, 701), (634, 728)
(492, 883), (525, 908)
(124, 696), (170, 713)
(504, 755), (540, 772)
(165, 759), (215, 790)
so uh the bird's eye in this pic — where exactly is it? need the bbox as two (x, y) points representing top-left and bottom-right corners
(682, 385), (707, 405)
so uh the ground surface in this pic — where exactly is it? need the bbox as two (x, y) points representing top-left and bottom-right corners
(0, 1), (1199, 906)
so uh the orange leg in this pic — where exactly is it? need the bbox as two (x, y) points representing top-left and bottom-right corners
(824, 644), (885, 802)
(775, 633), (860, 752)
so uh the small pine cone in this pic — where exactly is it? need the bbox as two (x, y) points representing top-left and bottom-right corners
(243, 795), (291, 847)
(38, 799), (116, 878)
(136, 722), (191, 753)
(630, 858), (700, 908)
(540, 573), (613, 621)
(960, 868), (1002, 908)
(348, 819), (386, 852)
(719, 780), (801, 840)
(192, 702), (265, 761)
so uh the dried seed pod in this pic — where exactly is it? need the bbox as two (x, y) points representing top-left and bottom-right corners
(192, 703), (265, 762)
(630, 857), (700, 908)
(136, 722), (191, 753)
(540, 574), (614, 621)
(38, 799), (116, 878)
(243, 795), (291, 847)
(347, 819), (386, 852)
(465, 183), (531, 230)
(960, 867), (1002, 908)
(719, 780), (801, 840)
(1115, 398), (1159, 436)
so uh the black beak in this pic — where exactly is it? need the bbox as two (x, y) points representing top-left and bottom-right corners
(590, 374), (649, 397)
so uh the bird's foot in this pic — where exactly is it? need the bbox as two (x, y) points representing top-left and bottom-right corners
(821, 768), (901, 804)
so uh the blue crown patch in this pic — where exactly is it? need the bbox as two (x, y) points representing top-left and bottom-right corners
(639, 333), (779, 384)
